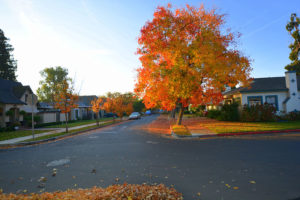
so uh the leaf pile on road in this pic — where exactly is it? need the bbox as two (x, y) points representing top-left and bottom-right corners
(0, 183), (183, 200)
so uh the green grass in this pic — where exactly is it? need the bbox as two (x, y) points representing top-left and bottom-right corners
(22, 121), (116, 142)
(0, 130), (48, 141)
(42, 117), (113, 128)
(201, 121), (300, 133)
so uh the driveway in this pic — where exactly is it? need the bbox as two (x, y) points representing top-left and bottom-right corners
(0, 115), (300, 200)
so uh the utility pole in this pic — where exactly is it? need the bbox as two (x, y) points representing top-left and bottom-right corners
(32, 93), (35, 139)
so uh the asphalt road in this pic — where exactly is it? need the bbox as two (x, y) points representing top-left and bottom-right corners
(1, 115), (300, 200)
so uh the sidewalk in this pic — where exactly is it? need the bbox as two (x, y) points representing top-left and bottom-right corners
(0, 120), (113, 145)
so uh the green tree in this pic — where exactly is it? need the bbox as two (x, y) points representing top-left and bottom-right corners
(133, 99), (145, 112)
(285, 13), (300, 74)
(37, 66), (70, 102)
(0, 29), (17, 81)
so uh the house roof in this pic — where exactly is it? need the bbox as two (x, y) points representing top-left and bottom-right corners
(0, 78), (27, 104)
(223, 76), (300, 96)
(78, 95), (98, 107)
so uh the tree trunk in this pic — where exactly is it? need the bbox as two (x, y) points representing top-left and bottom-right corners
(96, 113), (99, 127)
(170, 109), (176, 119)
(65, 112), (68, 133)
(176, 104), (184, 125)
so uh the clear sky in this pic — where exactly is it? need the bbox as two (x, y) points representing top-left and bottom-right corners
(0, 0), (299, 96)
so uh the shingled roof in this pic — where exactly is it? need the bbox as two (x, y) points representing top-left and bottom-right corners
(223, 76), (300, 95)
(78, 95), (98, 107)
(0, 78), (30, 104)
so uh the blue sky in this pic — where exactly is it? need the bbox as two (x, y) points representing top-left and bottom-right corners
(0, 0), (299, 95)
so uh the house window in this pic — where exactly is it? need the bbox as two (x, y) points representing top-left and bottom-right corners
(265, 95), (278, 110)
(248, 96), (262, 106)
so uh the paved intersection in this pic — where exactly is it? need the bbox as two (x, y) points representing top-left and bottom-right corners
(0, 115), (300, 200)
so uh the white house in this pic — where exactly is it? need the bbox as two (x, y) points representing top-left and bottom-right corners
(222, 71), (300, 113)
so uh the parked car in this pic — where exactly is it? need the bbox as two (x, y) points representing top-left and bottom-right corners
(129, 112), (141, 120)
(145, 110), (152, 115)
(103, 113), (118, 118)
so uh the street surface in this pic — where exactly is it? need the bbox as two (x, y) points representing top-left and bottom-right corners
(0, 115), (300, 200)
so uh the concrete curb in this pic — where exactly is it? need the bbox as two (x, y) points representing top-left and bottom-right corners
(0, 120), (128, 149)
(171, 128), (300, 139)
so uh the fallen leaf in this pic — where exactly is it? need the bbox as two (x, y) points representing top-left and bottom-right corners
(233, 186), (239, 190)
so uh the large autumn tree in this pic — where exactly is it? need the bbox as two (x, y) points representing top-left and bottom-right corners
(54, 80), (78, 133)
(135, 4), (252, 125)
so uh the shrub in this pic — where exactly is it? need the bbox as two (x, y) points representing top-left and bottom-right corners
(207, 109), (221, 119)
(241, 103), (276, 122)
(279, 111), (300, 121)
(218, 103), (240, 121)
(23, 114), (41, 126)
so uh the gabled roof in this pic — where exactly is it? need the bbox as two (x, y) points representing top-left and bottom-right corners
(78, 95), (98, 107)
(0, 78), (27, 104)
(223, 76), (299, 96)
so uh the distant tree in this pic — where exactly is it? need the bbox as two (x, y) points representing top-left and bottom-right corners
(0, 29), (17, 81)
(54, 80), (78, 133)
(133, 99), (146, 112)
(135, 4), (252, 125)
(103, 93), (134, 120)
(90, 97), (105, 127)
(37, 66), (70, 102)
(285, 13), (300, 74)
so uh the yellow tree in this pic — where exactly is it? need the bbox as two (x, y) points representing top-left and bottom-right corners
(90, 97), (105, 127)
(135, 4), (252, 125)
(54, 80), (78, 133)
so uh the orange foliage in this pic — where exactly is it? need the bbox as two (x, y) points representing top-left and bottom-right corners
(91, 97), (104, 114)
(54, 80), (78, 114)
(54, 80), (78, 132)
(90, 97), (105, 126)
(135, 4), (252, 112)
(0, 184), (183, 200)
(104, 95), (133, 119)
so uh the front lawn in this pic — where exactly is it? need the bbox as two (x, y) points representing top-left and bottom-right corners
(0, 130), (48, 141)
(200, 121), (300, 133)
(41, 117), (113, 128)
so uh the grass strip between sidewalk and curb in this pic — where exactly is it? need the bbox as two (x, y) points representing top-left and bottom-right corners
(38, 117), (113, 128)
(21, 121), (118, 142)
(0, 120), (126, 148)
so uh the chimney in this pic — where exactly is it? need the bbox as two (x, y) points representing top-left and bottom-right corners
(285, 71), (298, 97)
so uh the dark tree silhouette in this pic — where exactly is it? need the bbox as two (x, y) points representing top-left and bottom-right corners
(285, 13), (300, 74)
(0, 29), (17, 81)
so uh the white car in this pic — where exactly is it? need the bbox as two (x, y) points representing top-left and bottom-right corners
(129, 112), (141, 120)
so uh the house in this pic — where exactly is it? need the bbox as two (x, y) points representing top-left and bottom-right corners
(37, 102), (67, 124)
(0, 78), (38, 127)
(72, 95), (104, 120)
(223, 71), (300, 113)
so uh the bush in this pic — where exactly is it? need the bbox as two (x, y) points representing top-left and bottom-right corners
(240, 103), (276, 122)
(207, 109), (222, 119)
(23, 114), (41, 126)
(218, 103), (240, 121)
(279, 111), (300, 121)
